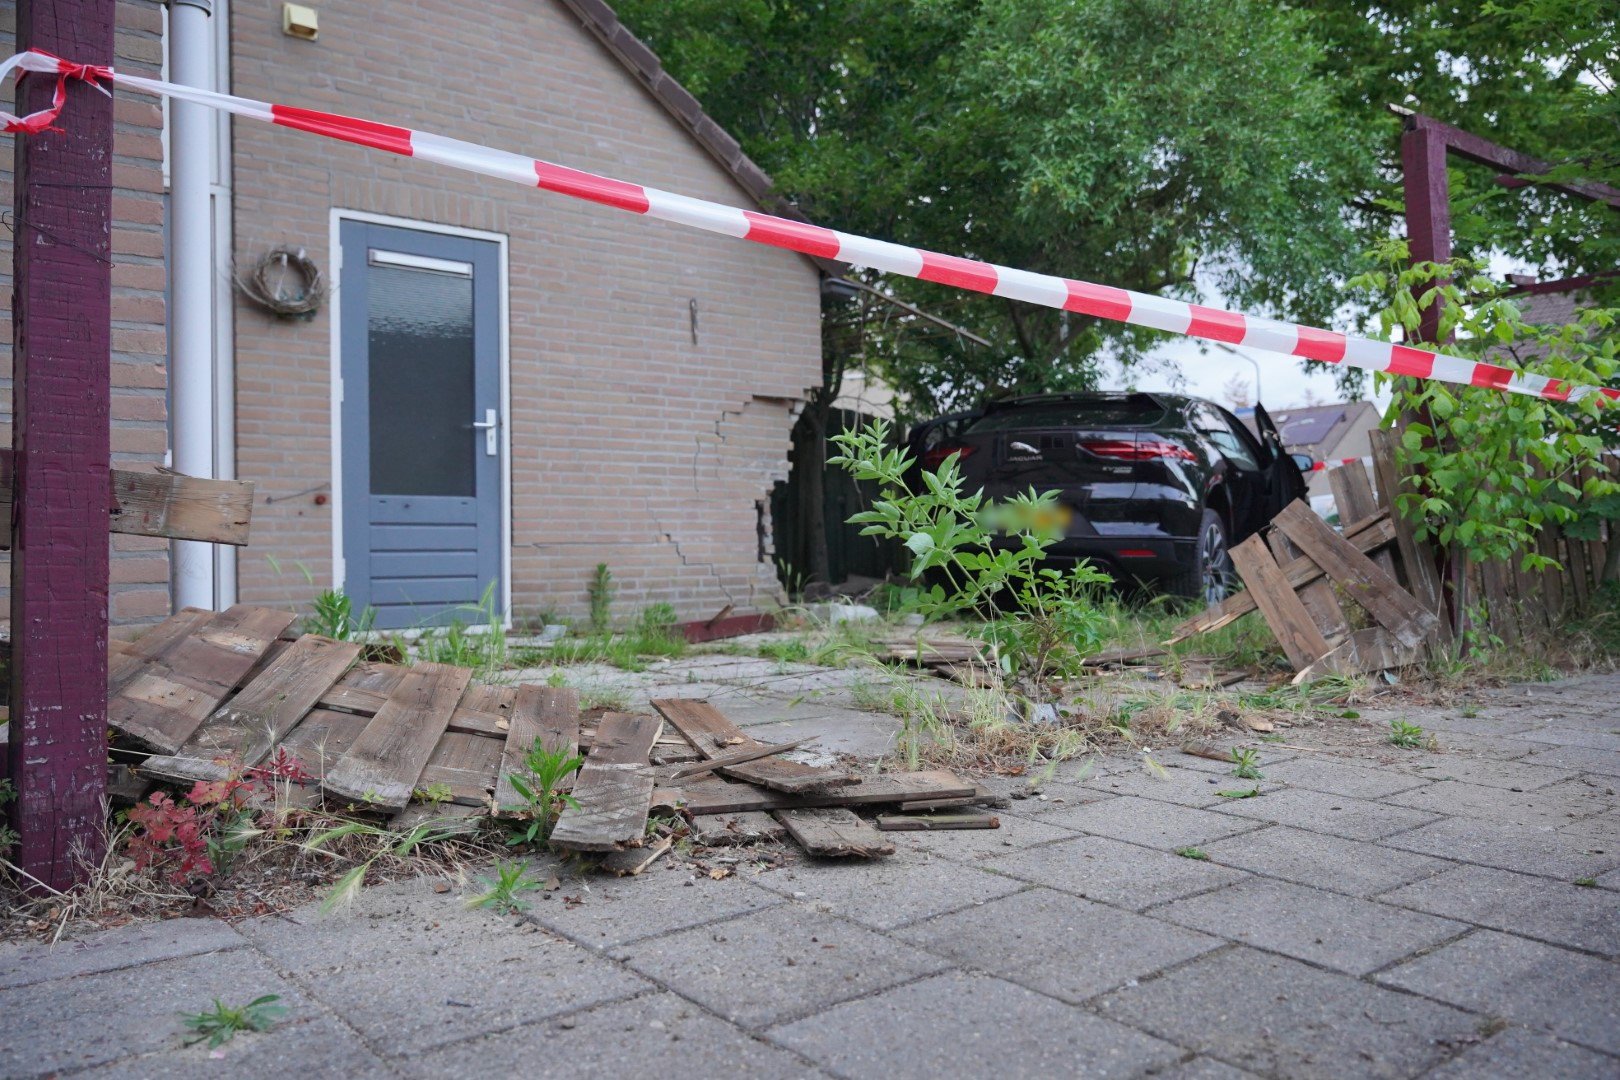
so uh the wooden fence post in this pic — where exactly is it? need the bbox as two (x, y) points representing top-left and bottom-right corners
(7, 0), (118, 891)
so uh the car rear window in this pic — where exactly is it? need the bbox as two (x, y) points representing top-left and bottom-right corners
(965, 398), (1166, 433)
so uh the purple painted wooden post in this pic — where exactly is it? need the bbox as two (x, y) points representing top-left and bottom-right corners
(7, 0), (117, 891)
(1401, 117), (1451, 345)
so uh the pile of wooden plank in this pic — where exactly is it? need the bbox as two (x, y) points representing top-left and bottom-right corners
(102, 606), (992, 865)
(1166, 432), (1449, 682)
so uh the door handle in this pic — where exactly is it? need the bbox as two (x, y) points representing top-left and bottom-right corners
(471, 408), (498, 456)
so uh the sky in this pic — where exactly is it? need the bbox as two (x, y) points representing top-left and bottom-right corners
(1097, 334), (1394, 414)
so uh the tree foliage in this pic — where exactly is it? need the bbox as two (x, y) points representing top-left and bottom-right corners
(617, 0), (1373, 415)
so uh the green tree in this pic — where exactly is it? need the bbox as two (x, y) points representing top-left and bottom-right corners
(617, 0), (1376, 416)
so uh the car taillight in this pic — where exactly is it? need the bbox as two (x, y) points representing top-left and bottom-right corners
(920, 444), (977, 469)
(1080, 439), (1196, 462)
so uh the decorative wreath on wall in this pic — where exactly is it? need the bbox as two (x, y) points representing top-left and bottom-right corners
(236, 246), (326, 319)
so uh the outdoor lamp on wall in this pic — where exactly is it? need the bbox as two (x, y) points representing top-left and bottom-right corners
(283, 3), (319, 41)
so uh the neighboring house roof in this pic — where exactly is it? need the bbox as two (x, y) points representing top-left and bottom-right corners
(556, 0), (843, 276)
(1268, 401), (1379, 457)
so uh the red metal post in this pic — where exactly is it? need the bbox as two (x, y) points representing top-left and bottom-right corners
(1401, 117), (1452, 344)
(8, 0), (117, 890)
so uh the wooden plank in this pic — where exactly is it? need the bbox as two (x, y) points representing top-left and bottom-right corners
(690, 810), (787, 846)
(322, 662), (473, 811)
(775, 807), (895, 857)
(416, 731), (504, 806)
(106, 608), (214, 695)
(1228, 533), (1334, 670)
(143, 635), (360, 778)
(0, 454), (253, 548)
(317, 662), (406, 716)
(1369, 429), (1451, 648)
(1271, 501), (1438, 650)
(899, 783), (1007, 813)
(1329, 462), (1397, 579)
(657, 770), (976, 816)
(1290, 627), (1424, 685)
(1166, 516), (1396, 642)
(876, 812), (1001, 831)
(389, 801), (481, 832)
(493, 685), (580, 813)
(599, 835), (674, 876)
(275, 709), (371, 780)
(1480, 558), (1520, 644)
(666, 737), (814, 781)
(651, 698), (855, 794)
(1566, 527), (1592, 612)
(448, 682), (518, 736)
(550, 712), (663, 852)
(110, 606), (298, 754)
(1266, 530), (1351, 646)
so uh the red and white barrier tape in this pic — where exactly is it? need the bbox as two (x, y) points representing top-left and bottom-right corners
(1309, 456), (1374, 473)
(5, 49), (1615, 410)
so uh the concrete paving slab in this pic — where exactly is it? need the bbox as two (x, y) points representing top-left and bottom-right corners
(75, 1015), (396, 1080)
(1212, 788), (1439, 841)
(987, 835), (1247, 911)
(996, 780), (1115, 817)
(1395, 755), (1576, 791)
(1259, 756), (1433, 799)
(734, 712), (901, 761)
(1518, 744), (1620, 777)
(1514, 726), (1620, 752)
(1097, 945), (1481, 1079)
(768, 970), (1184, 1079)
(615, 904), (951, 1029)
(235, 882), (649, 1055)
(1417, 712), (1551, 737)
(889, 809), (1080, 862)
(892, 887), (1221, 1003)
(0, 949), (316, 1077)
(1383, 816), (1620, 880)
(1379, 864), (1620, 958)
(1198, 825), (1453, 897)
(1377, 930), (1620, 1056)
(1423, 1025), (1620, 1079)
(1385, 777), (1611, 827)
(747, 849), (1024, 931)
(0, 916), (246, 990)
(403, 991), (818, 1079)
(1081, 763), (1242, 808)
(1033, 794), (1263, 850)
(1149, 1058), (1263, 1079)
(524, 861), (785, 950)
(1423, 731), (1540, 758)
(1151, 877), (1466, 975)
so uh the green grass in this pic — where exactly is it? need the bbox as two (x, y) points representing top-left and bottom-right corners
(1175, 846), (1210, 860)
(466, 860), (545, 914)
(180, 996), (287, 1048)
(524, 625), (687, 672)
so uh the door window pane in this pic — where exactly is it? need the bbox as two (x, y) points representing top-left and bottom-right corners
(367, 260), (476, 496)
(1194, 405), (1261, 471)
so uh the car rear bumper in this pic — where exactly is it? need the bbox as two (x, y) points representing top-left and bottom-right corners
(1038, 536), (1195, 581)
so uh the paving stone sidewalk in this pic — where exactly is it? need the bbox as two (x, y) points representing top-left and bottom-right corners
(2, 671), (1617, 1078)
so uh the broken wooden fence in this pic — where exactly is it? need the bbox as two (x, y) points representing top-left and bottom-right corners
(100, 606), (989, 866)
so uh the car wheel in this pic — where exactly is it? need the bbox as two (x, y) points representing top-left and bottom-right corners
(1167, 509), (1235, 606)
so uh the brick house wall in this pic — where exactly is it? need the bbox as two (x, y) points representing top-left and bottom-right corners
(230, 0), (821, 624)
(0, 0), (172, 632)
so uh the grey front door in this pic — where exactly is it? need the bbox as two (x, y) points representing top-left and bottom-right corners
(339, 221), (502, 629)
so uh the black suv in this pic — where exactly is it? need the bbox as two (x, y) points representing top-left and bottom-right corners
(906, 392), (1310, 604)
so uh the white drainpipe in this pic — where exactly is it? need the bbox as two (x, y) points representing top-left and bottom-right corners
(168, 0), (217, 610)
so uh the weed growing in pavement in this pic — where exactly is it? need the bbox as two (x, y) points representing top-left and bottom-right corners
(1216, 786), (1261, 799)
(180, 995), (287, 1048)
(588, 563), (616, 634)
(1231, 748), (1263, 780)
(1574, 877), (1599, 887)
(466, 860), (543, 914)
(757, 638), (811, 664)
(1176, 847), (1210, 860)
(407, 582), (508, 680)
(500, 739), (584, 847)
(304, 819), (481, 914)
(301, 588), (375, 641)
(829, 422), (1112, 700)
(1389, 718), (1426, 748)
(1460, 706), (1480, 718)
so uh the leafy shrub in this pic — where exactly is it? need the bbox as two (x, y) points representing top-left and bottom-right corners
(829, 421), (1111, 698)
